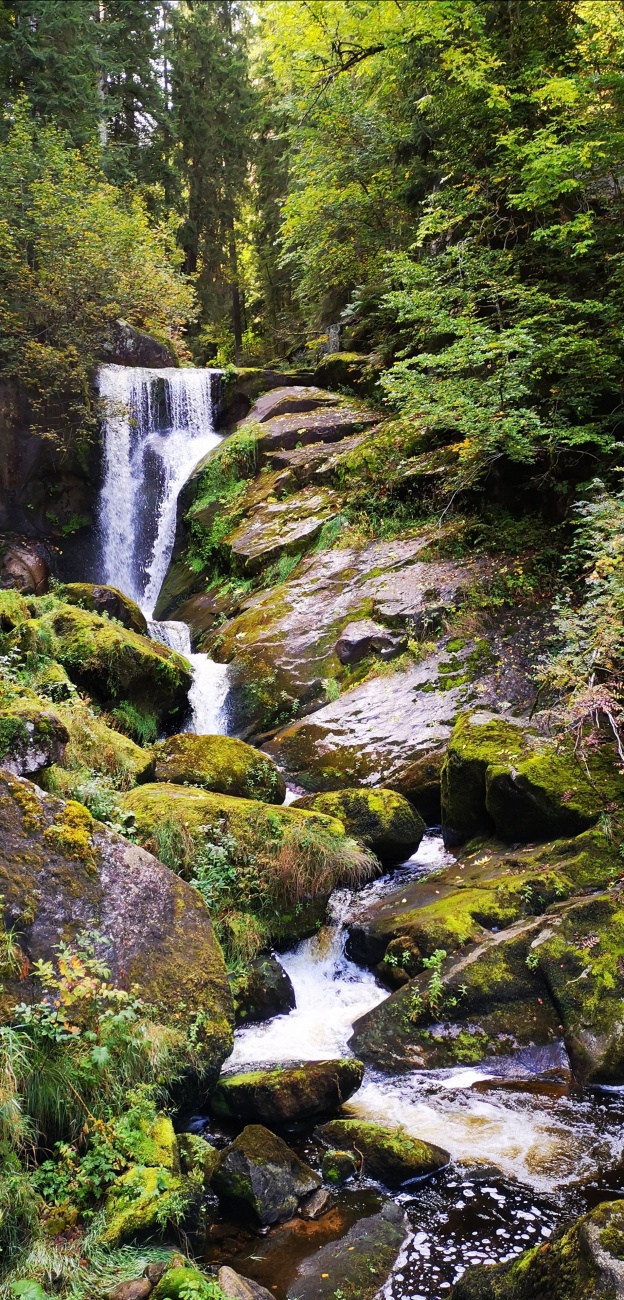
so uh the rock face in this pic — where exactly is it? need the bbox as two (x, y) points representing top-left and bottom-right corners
(0, 771), (233, 1078)
(244, 385), (342, 424)
(451, 1198), (624, 1299)
(101, 318), (178, 368)
(255, 405), (378, 455)
(210, 1059), (365, 1125)
(291, 788), (425, 861)
(230, 955), (296, 1025)
(57, 581), (148, 634)
(335, 618), (406, 665)
(316, 1120), (449, 1188)
(0, 697), (69, 776)
(152, 733), (286, 804)
(212, 1124), (321, 1225)
(225, 485), (342, 573)
(285, 1199), (408, 1300)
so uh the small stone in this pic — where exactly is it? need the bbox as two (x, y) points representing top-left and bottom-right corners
(217, 1266), (275, 1300)
(212, 1124), (321, 1225)
(143, 1263), (168, 1286)
(299, 1187), (333, 1220)
(321, 1149), (359, 1185)
(108, 1281), (152, 1300)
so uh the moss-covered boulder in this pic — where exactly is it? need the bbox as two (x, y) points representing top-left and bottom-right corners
(321, 1149), (358, 1185)
(0, 588), (31, 630)
(152, 1266), (218, 1300)
(451, 1198), (624, 1300)
(101, 1164), (195, 1246)
(210, 1058), (364, 1125)
(316, 1120), (449, 1188)
(230, 955), (295, 1025)
(0, 772), (233, 1082)
(128, 1113), (179, 1171)
(286, 1200), (408, 1300)
(0, 696), (68, 775)
(292, 788), (425, 862)
(152, 733), (285, 804)
(11, 604), (191, 726)
(212, 1124), (321, 1225)
(56, 582), (147, 634)
(177, 1133), (221, 1187)
(41, 699), (155, 793)
(441, 711), (624, 844)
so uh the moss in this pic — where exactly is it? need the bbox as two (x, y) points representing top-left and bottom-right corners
(177, 1133), (220, 1186)
(152, 1265), (217, 1300)
(43, 799), (95, 866)
(152, 733), (286, 804)
(292, 787), (425, 859)
(100, 1164), (191, 1247)
(210, 1059), (364, 1123)
(127, 1114), (179, 1171)
(441, 711), (529, 842)
(321, 1149), (359, 1184)
(316, 1119), (448, 1187)
(56, 582), (147, 634)
(0, 589), (31, 630)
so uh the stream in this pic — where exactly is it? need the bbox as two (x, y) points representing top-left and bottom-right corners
(93, 364), (624, 1298)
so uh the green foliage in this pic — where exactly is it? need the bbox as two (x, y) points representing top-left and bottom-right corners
(187, 426), (259, 573)
(110, 703), (159, 747)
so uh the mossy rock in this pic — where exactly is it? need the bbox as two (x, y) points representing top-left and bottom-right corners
(441, 711), (624, 845)
(451, 1198), (624, 1299)
(0, 772), (233, 1086)
(127, 1114), (179, 1171)
(210, 1058), (364, 1125)
(321, 1149), (358, 1185)
(292, 787), (425, 861)
(152, 1266), (216, 1300)
(212, 1123), (320, 1225)
(177, 1132), (221, 1187)
(313, 352), (381, 399)
(0, 588), (31, 630)
(286, 1199), (407, 1300)
(40, 700), (155, 792)
(0, 696), (69, 776)
(152, 733), (286, 804)
(316, 1120), (448, 1188)
(101, 1164), (193, 1246)
(11, 604), (191, 724)
(56, 582), (147, 634)
(230, 955), (295, 1025)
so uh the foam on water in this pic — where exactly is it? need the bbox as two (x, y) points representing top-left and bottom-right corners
(148, 619), (230, 736)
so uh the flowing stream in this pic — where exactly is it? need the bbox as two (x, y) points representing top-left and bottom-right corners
(96, 363), (231, 732)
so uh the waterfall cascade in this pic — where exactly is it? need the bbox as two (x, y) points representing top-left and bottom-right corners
(96, 363), (230, 734)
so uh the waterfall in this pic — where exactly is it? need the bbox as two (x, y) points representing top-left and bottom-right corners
(97, 364), (222, 617)
(96, 363), (231, 736)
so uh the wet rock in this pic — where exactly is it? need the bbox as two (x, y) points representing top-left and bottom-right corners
(108, 1281), (152, 1300)
(11, 603), (191, 727)
(469, 1041), (572, 1096)
(316, 1120), (449, 1188)
(285, 1199), (408, 1300)
(143, 1263), (170, 1287)
(256, 405), (378, 455)
(220, 368), (314, 427)
(230, 955), (295, 1025)
(245, 385), (342, 424)
(451, 1198), (624, 1300)
(225, 486), (341, 574)
(0, 772), (233, 1081)
(335, 618), (406, 665)
(0, 539), (50, 594)
(177, 1132), (221, 1185)
(101, 1164), (197, 1246)
(164, 591), (234, 643)
(152, 733), (285, 804)
(57, 582), (147, 634)
(210, 1059), (365, 1124)
(0, 698), (69, 776)
(267, 434), (367, 488)
(321, 1149), (359, 1185)
(212, 1124), (321, 1225)
(441, 710), (624, 845)
(217, 1266), (275, 1300)
(299, 1187), (333, 1219)
(291, 787), (424, 862)
(102, 318), (178, 368)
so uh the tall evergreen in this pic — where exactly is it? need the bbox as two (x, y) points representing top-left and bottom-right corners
(0, 1), (105, 148)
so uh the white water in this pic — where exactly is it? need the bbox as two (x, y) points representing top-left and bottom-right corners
(97, 364), (222, 617)
(229, 833), (624, 1195)
(97, 364), (231, 735)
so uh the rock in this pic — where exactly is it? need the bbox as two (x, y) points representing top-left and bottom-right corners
(11, 603), (191, 727)
(0, 698), (69, 776)
(225, 485), (342, 574)
(316, 1120), (449, 1187)
(0, 772), (233, 1081)
(177, 1132), (221, 1185)
(212, 1124), (321, 1225)
(217, 1266), (275, 1300)
(57, 582), (148, 634)
(152, 1266), (213, 1299)
(152, 733), (286, 804)
(451, 1198), (624, 1300)
(143, 1263), (169, 1287)
(101, 1164), (196, 1246)
(230, 956), (296, 1025)
(335, 618), (406, 665)
(321, 1149), (359, 1185)
(468, 1041), (572, 1096)
(291, 788), (425, 862)
(441, 711), (624, 845)
(219, 368), (314, 427)
(256, 405), (378, 455)
(130, 1113), (179, 1171)
(40, 702), (156, 798)
(0, 539), (50, 594)
(210, 1059), (364, 1125)
(267, 434), (367, 488)
(299, 1186), (332, 1219)
(0, 588), (31, 630)
(102, 319), (178, 368)
(108, 1281), (152, 1300)
(286, 1199), (408, 1300)
(245, 385), (342, 424)
(313, 352), (381, 398)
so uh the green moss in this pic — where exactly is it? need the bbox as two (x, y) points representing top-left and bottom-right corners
(100, 1164), (191, 1247)
(292, 787), (425, 858)
(153, 733), (286, 804)
(43, 799), (95, 866)
(152, 1265), (220, 1299)
(321, 1149), (358, 1184)
(56, 582), (147, 634)
(0, 589), (31, 630)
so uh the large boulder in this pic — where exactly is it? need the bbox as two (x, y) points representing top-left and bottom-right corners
(316, 1119), (448, 1188)
(101, 319), (178, 368)
(244, 385), (342, 424)
(0, 539), (50, 595)
(101, 1164), (194, 1247)
(291, 788), (425, 862)
(441, 711), (624, 845)
(0, 696), (69, 776)
(255, 405), (378, 455)
(224, 485), (342, 574)
(11, 604), (191, 726)
(451, 1198), (624, 1300)
(230, 955), (295, 1025)
(152, 733), (286, 804)
(212, 1124), (321, 1225)
(57, 582), (147, 634)
(0, 771), (233, 1078)
(210, 1059), (365, 1125)
(286, 1199), (408, 1300)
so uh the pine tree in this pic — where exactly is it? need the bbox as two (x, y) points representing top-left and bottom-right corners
(0, 1), (105, 148)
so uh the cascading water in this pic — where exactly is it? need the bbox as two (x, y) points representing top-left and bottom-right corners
(96, 363), (231, 734)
